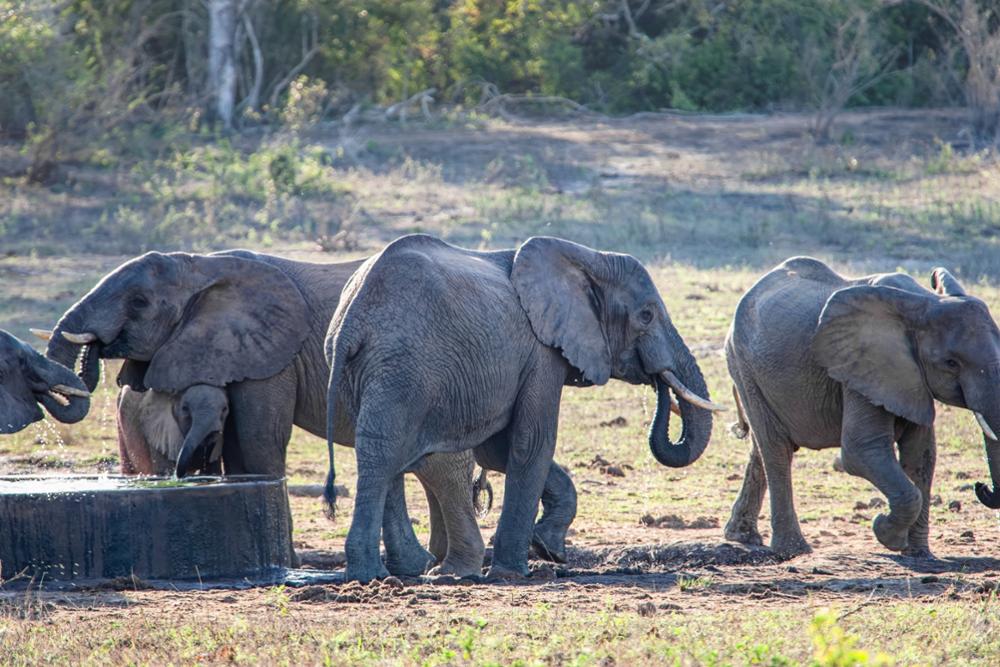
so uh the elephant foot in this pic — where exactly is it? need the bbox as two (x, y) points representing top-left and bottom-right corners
(901, 545), (935, 560)
(427, 559), (483, 579)
(345, 561), (390, 584)
(770, 535), (812, 559)
(872, 513), (909, 552)
(385, 547), (436, 577)
(531, 524), (567, 564)
(485, 562), (529, 582)
(724, 517), (763, 546)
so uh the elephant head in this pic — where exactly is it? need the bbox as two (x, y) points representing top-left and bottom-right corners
(812, 268), (1000, 507)
(44, 251), (310, 394)
(1, 330), (90, 433)
(510, 237), (723, 468)
(173, 385), (229, 478)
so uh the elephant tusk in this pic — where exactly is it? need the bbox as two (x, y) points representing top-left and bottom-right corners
(50, 384), (90, 398)
(61, 331), (97, 344)
(976, 412), (997, 441)
(670, 394), (681, 416)
(660, 370), (727, 413)
(30, 328), (53, 341)
(46, 390), (70, 407)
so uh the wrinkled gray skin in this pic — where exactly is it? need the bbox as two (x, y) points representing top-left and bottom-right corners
(45, 250), (569, 576)
(0, 330), (90, 433)
(725, 257), (1000, 558)
(116, 385), (227, 477)
(326, 235), (714, 582)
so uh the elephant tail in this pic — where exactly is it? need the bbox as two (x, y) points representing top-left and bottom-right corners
(729, 385), (750, 440)
(472, 467), (493, 519)
(323, 333), (350, 521)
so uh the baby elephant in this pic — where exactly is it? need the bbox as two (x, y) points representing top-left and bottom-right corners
(726, 257), (1000, 558)
(1, 329), (90, 433)
(117, 385), (228, 477)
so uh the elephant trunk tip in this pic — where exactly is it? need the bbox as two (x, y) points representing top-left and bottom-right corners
(975, 482), (1000, 509)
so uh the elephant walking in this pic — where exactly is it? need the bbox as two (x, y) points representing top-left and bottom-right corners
(725, 257), (1000, 557)
(0, 330), (89, 433)
(326, 235), (722, 582)
(44, 249), (571, 576)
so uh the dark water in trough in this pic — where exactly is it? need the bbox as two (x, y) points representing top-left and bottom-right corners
(0, 475), (298, 585)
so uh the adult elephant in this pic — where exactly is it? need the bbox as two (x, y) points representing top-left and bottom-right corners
(325, 234), (723, 582)
(0, 330), (89, 433)
(725, 257), (1000, 558)
(44, 249), (573, 576)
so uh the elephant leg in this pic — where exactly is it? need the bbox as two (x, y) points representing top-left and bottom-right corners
(724, 434), (766, 546)
(487, 384), (561, 580)
(475, 431), (576, 563)
(227, 372), (297, 565)
(897, 422), (936, 558)
(841, 389), (921, 553)
(417, 451), (485, 578)
(730, 378), (805, 555)
(381, 473), (435, 576)
(346, 447), (392, 583)
(420, 476), (448, 563)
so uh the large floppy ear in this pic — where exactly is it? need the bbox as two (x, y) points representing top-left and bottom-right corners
(143, 256), (310, 392)
(812, 285), (935, 426)
(930, 267), (966, 297)
(511, 237), (612, 385)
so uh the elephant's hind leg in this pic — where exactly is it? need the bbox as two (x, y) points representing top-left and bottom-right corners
(724, 435), (766, 546)
(382, 474), (436, 576)
(417, 452), (486, 578)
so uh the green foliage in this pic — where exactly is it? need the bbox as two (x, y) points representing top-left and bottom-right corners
(809, 609), (893, 666)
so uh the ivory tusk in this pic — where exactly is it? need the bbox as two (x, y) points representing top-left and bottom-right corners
(976, 412), (997, 441)
(46, 390), (70, 407)
(30, 328), (53, 341)
(670, 394), (681, 416)
(660, 370), (727, 413)
(61, 331), (97, 344)
(50, 384), (90, 398)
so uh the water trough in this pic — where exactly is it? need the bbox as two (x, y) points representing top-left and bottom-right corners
(0, 474), (297, 584)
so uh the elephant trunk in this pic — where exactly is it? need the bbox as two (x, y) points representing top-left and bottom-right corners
(47, 301), (105, 392)
(175, 424), (222, 478)
(647, 333), (714, 468)
(975, 408), (1000, 509)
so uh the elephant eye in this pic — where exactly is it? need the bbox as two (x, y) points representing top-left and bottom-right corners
(945, 358), (960, 370)
(130, 294), (150, 310)
(639, 309), (654, 325)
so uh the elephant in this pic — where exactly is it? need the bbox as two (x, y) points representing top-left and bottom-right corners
(0, 329), (90, 433)
(325, 234), (723, 582)
(116, 385), (227, 477)
(42, 249), (569, 576)
(724, 256), (1000, 558)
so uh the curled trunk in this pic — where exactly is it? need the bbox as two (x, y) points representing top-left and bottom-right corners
(647, 333), (713, 468)
(47, 304), (103, 392)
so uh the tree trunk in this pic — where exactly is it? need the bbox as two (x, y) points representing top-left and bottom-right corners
(208, 0), (237, 130)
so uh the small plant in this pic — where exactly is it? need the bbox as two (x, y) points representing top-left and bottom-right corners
(809, 609), (893, 666)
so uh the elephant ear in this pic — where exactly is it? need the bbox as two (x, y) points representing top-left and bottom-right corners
(143, 256), (310, 393)
(511, 237), (612, 385)
(812, 285), (935, 426)
(930, 267), (966, 297)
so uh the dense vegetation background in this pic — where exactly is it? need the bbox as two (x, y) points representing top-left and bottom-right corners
(0, 1), (997, 255)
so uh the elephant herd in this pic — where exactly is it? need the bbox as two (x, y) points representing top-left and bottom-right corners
(3, 234), (1000, 583)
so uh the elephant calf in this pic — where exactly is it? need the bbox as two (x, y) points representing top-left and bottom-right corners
(117, 385), (227, 477)
(725, 257), (1000, 558)
(0, 330), (89, 433)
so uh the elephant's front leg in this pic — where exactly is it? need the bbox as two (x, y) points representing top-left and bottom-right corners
(487, 384), (562, 580)
(381, 473), (435, 576)
(475, 431), (577, 564)
(897, 422), (936, 558)
(841, 390), (922, 552)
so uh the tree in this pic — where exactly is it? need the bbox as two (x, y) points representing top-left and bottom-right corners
(208, 0), (238, 129)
